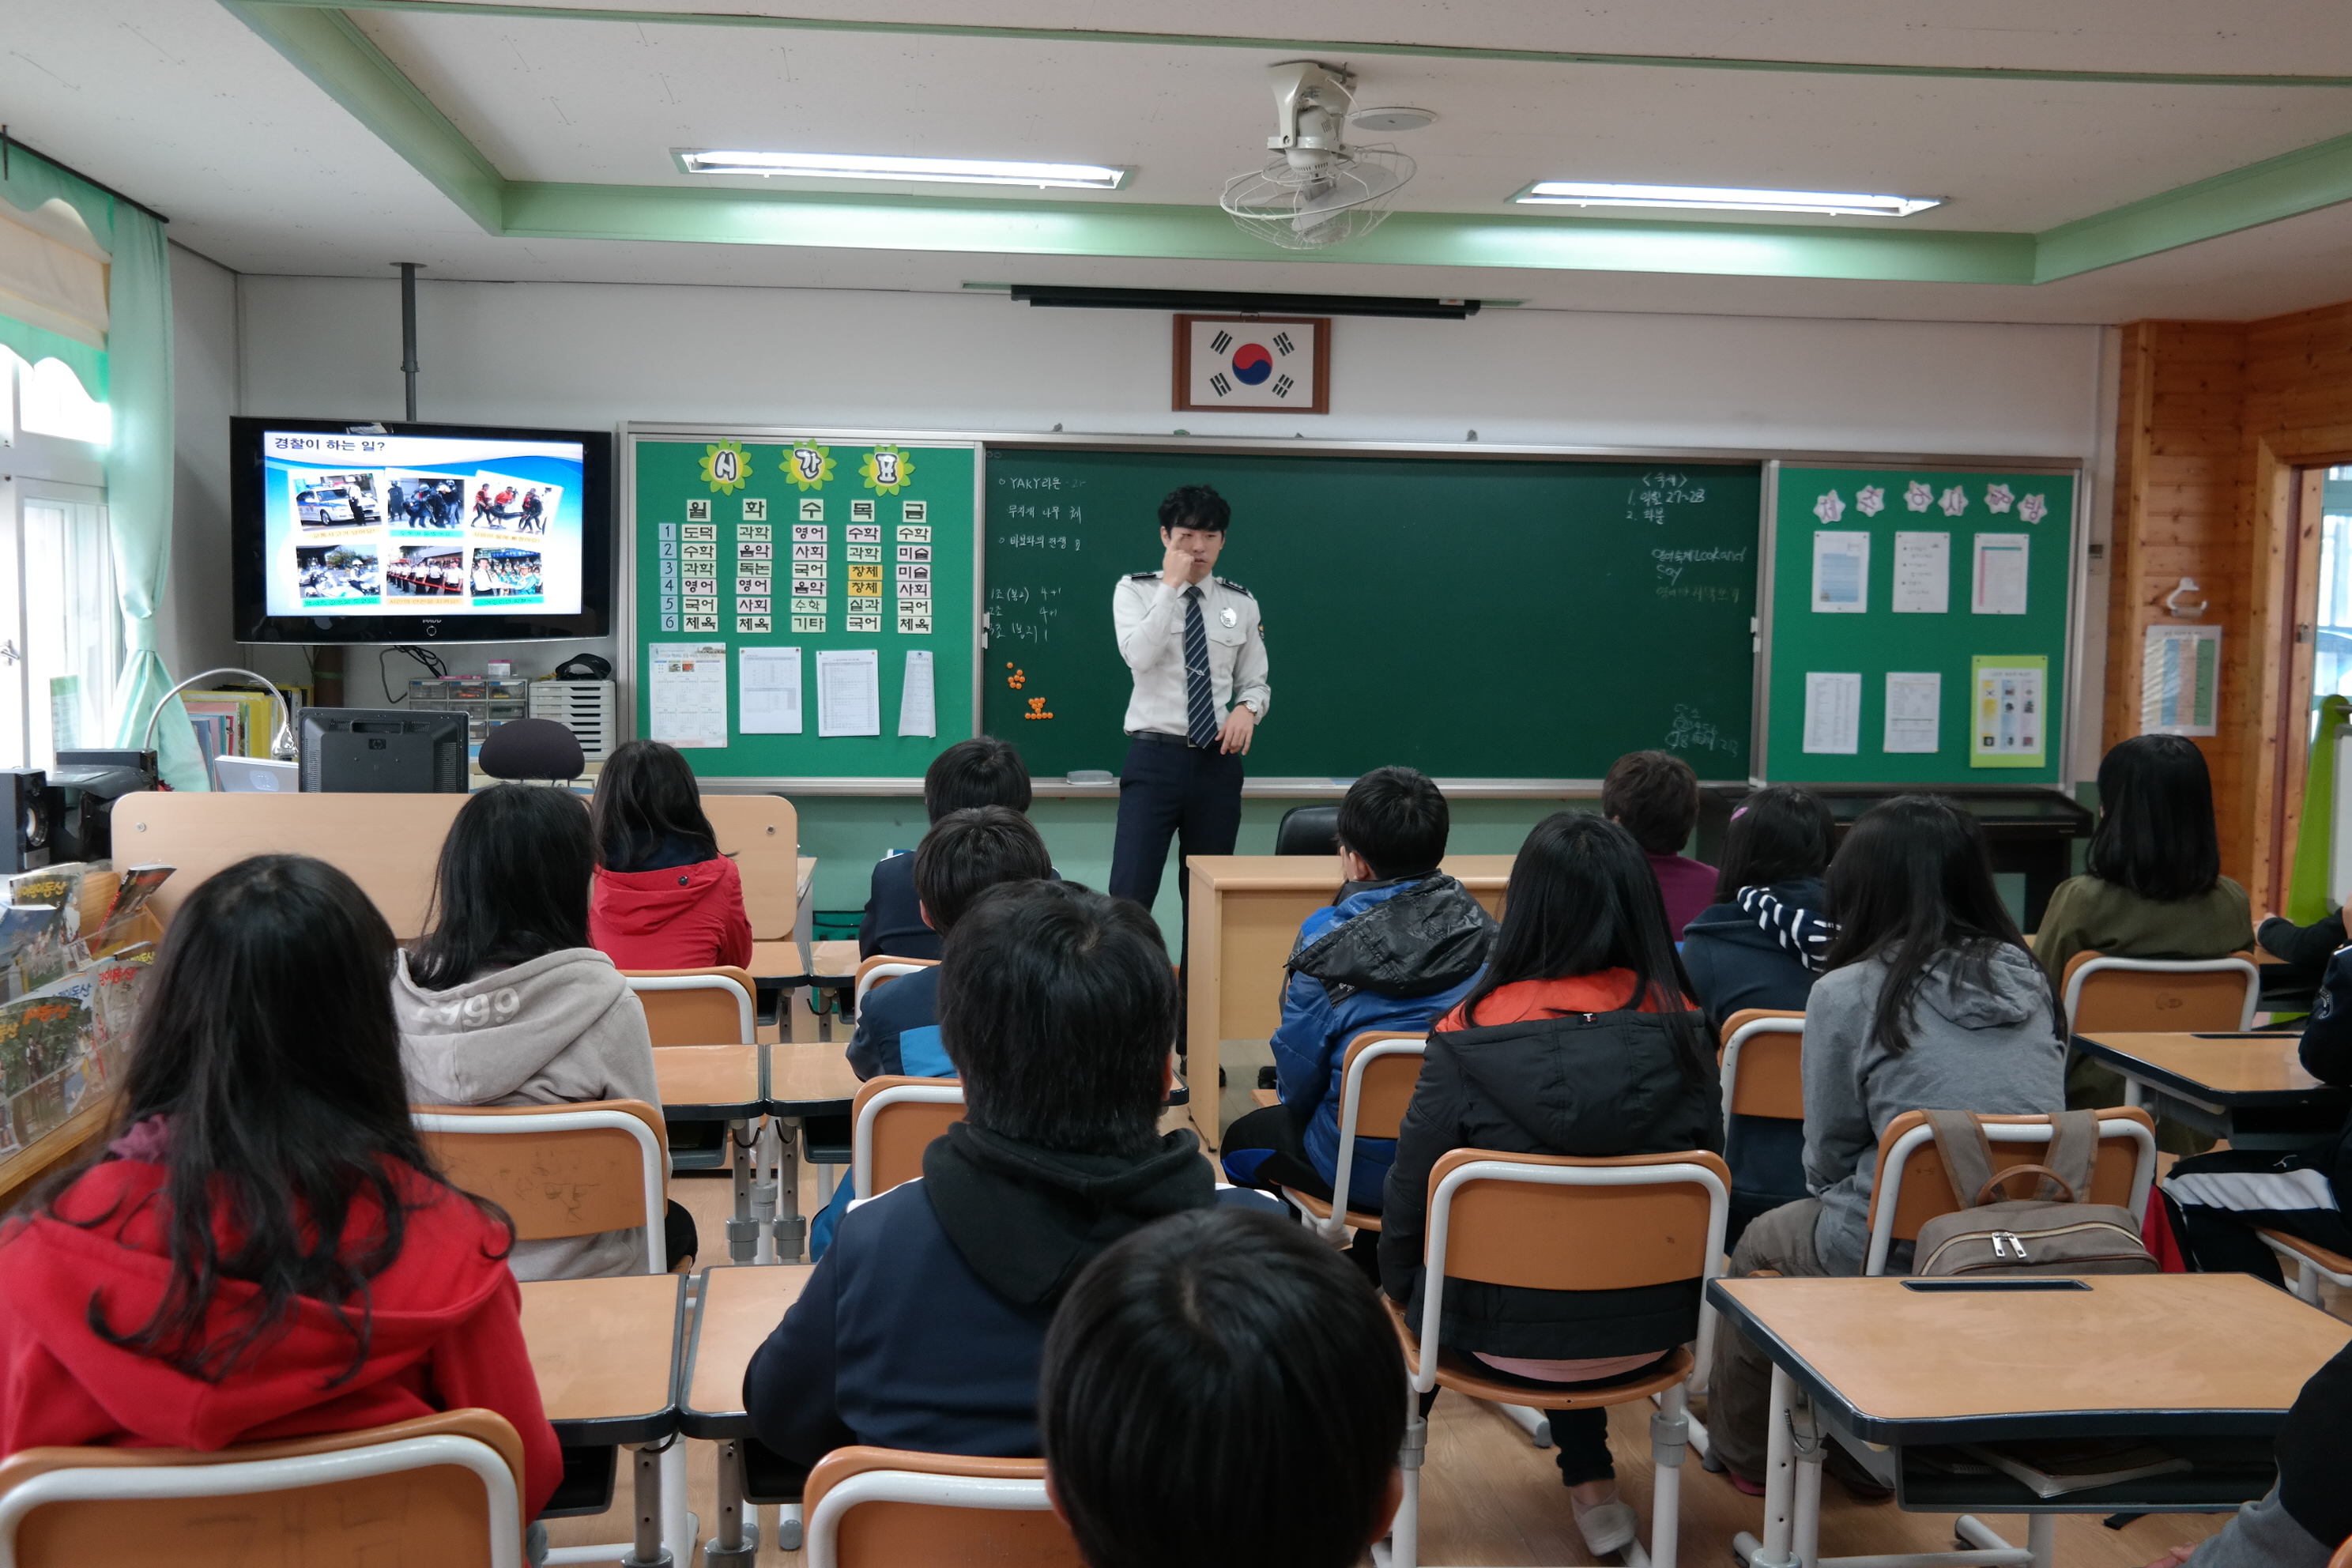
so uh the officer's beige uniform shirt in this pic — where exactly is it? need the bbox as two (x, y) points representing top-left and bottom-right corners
(1112, 571), (1271, 737)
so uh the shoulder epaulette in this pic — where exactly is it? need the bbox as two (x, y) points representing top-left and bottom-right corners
(1215, 575), (1251, 596)
(1125, 571), (1159, 581)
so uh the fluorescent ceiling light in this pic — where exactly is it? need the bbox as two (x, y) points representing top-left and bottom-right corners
(1511, 181), (1940, 217)
(678, 149), (1129, 190)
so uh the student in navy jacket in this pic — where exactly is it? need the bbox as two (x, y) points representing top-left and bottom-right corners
(745, 880), (1272, 1463)
(1678, 784), (1837, 1033)
(1221, 767), (1493, 1269)
(857, 737), (1035, 963)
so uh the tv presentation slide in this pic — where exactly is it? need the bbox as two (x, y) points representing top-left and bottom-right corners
(260, 430), (586, 617)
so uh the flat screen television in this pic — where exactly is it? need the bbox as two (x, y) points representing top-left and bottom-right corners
(231, 416), (612, 643)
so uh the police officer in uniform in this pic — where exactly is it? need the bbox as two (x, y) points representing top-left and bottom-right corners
(1109, 484), (1269, 932)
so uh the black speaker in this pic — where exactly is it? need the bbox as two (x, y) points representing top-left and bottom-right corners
(0, 768), (52, 874)
(46, 750), (160, 863)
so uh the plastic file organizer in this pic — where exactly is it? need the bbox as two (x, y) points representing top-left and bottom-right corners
(530, 677), (617, 763)
(405, 677), (530, 742)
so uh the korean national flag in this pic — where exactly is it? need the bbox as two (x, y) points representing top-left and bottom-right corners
(1186, 318), (1317, 409)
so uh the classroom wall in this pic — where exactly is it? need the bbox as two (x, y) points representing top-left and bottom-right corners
(157, 243), (242, 688)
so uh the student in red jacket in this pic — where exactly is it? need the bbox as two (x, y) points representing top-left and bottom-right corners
(589, 738), (752, 971)
(0, 853), (562, 1536)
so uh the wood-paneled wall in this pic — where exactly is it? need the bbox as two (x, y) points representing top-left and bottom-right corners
(2108, 300), (2352, 911)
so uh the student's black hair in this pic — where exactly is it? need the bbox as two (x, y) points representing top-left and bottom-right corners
(1820, 794), (2059, 1055)
(1336, 766), (1449, 880)
(1600, 749), (1702, 855)
(2085, 734), (2222, 902)
(1040, 1206), (1404, 1568)
(1452, 812), (1708, 1080)
(1157, 484), (1231, 535)
(409, 783), (597, 990)
(36, 855), (506, 1384)
(937, 880), (1172, 1156)
(912, 806), (1054, 933)
(591, 738), (720, 871)
(922, 737), (1034, 822)
(1711, 783), (1836, 904)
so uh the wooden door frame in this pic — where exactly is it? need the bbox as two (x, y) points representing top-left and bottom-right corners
(2248, 427), (2352, 914)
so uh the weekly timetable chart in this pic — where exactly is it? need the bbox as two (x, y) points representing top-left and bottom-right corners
(626, 430), (978, 782)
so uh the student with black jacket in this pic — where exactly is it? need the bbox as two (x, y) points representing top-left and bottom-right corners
(1679, 783), (1837, 1031)
(744, 880), (1272, 1462)
(1379, 811), (1721, 1561)
(857, 737), (1038, 963)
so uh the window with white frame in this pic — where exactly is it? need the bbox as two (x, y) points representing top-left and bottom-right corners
(0, 348), (119, 772)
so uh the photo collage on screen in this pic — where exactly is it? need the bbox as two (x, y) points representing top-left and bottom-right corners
(290, 462), (560, 608)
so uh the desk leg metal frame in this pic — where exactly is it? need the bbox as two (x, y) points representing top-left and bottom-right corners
(725, 1121), (759, 1265)
(619, 1442), (672, 1568)
(703, 1440), (759, 1568)
(771, 1114), (806, 1263)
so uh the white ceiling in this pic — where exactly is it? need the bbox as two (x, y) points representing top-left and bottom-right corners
(7, 0), (2352, 323)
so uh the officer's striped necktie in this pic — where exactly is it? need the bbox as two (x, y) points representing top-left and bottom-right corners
(1183, 585), (1219, 749)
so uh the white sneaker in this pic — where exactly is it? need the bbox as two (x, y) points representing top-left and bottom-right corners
(1570, 1496), (1638, 1557)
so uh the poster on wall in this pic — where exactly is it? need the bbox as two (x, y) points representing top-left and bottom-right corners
(2141, 624), (2220, 737)
(1970, 655), (2047, 767)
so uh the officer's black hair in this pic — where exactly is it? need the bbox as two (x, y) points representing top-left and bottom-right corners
(1336, 766), (1449, 881)
(922, 737), (1033, 822)
(1158, 484), (1231, 535)
(910, 806), (1054, 934)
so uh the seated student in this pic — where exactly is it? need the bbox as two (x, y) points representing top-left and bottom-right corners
(398, 783), (693, 1279)
(1378, 812), (1721, 1559)
(2034, 734), (2252, 1140)
(1679, 783), (1838, 1032)
(1040, 1206), (1407, 1568)
(745, 880), (1272, 1462)
(1220, 767), (1493, 1258)
(588, 738), (753, 972)
(1707, 795), (2066, 1491)
(2143, 1340), (2350, 1568)
(1602, 749), (1716, 939)
(0, 854), (563, 1535)
(860, 737), (1036, 963)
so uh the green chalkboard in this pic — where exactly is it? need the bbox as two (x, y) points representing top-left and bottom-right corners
(1759, 463), (2079, 785)
(982, 449), (1763, 781)
(627, 433), (976, 778)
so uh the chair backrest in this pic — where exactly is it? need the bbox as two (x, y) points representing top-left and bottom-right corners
(1862, 1106), (2158, 1276)
(2060, 950), (2260, 1034)
(1272, 803), (1341, 858)
(0, 1408), (526, 1568)
(622, 967), (756, 1046)
(1415, 1148), (1730, 1392)
(854, 956), (939, 1014)
(415, 1101), (669, 1273)
(852, 1076), (967, 1197)
(803, 1446), (1081, 1568)
(1718, 1008), (1806, 1122)
(1321, 1033), (1427, 1216)
(701, 792), (800, 940)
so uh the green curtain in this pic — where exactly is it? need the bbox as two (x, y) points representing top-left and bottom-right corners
(2286, 694), (2352, 922)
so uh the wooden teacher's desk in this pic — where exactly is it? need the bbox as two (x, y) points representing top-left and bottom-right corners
(1709, 1273), (2351, 1568)
(2073, 1030), (2349, 1150)
(1182, 854), (1512, 1148)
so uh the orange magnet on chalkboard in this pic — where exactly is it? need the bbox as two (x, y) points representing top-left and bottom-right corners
(1007, 667), (1027, 691)
(1024, 697), (1054, 721)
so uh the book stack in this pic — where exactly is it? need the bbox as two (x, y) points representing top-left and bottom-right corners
(181, 685), (307, 782)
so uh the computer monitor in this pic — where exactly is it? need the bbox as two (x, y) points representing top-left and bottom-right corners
(298, 708), (470, 793)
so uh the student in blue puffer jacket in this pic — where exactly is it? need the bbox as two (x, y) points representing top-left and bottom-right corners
(1222, 767), (1495, 1279)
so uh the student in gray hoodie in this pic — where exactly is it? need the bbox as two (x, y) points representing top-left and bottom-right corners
(398, 783), (684, 1282)
(1706, 795), (2067, 1489)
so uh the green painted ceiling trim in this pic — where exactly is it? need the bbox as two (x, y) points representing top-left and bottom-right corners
(2034, 126), (2352, 281)
(222, 0), (504, 230)
(245, 0), (2352, 90)
(504, 179), (2036, 282)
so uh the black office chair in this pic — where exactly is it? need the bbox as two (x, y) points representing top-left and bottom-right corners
(1274, 804), (1340, 857)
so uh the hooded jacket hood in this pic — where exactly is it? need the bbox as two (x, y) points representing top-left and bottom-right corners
(394, 946), (635, 1104)
(1902, 941), (2053, 1033)
(1682, 876), (1825, 952)
(920, 1122), (1214, 1308)
(592, 855), (738, 939)
(0, 1158), (511, 1453)
(1435, 1008), (1722, 1158)
(1290, 873), (1495, 1004)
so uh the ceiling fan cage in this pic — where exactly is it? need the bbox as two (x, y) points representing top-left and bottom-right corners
(1219, 146), (1416, 251)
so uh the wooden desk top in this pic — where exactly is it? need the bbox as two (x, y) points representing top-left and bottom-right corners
(680, 1263), (815, 1438)
(1185, 853), (1515, 891)
(2074, 1031), (2343, 1105)
(1708, 1274), (2350, 1444)
(654, 1042), (765, 1119)
(770, 1040), (863, 1114)
(519, 1273), (684, 1445)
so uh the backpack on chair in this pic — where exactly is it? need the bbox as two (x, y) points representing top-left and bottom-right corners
(1913, 1109), (2158, 1276)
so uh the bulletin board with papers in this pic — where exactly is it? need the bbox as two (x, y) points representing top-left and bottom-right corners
(622, 428), (979, 783)
(1756, 461), (2082, 786)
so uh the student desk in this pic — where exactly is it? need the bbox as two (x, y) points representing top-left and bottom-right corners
(765, 1040), (864, 1263)
(519, 1273), (688, 1568)
(655, 1042), (769, 1261)
(2072, 1031), (2349, 1151)
(680, 1263), (819, 1563)
(1709, 1273), (2352, 1568)
(1182, 854), (1512, 1148)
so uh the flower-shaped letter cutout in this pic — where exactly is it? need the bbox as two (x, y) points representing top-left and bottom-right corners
(1856, 486), (1886, 517)
(1985, 484), (2015, 514)
(2018, 493), (2049, 524)
(699, 443), (751, 494)
(1938, 485), (1970, 518)
(785, 442), (835, 491)
(1814, 490), (1847, 524)
(861, 445), (916, 496)
(1905, 481), (1935, 512)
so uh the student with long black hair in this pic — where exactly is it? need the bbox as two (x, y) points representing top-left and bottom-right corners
(589, 737), (752, 972)
(1378, 811), (1720, 1559)
(1706, 794), (2065, 1491)
(400, 782), (690, 1278)
(1679, 783), (1838, 1031)
(2034, 735), (2252, 1121)
(0, 854), (564, 1528)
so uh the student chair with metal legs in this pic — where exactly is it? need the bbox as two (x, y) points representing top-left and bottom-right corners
(801, 1446), (1082, 1568)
